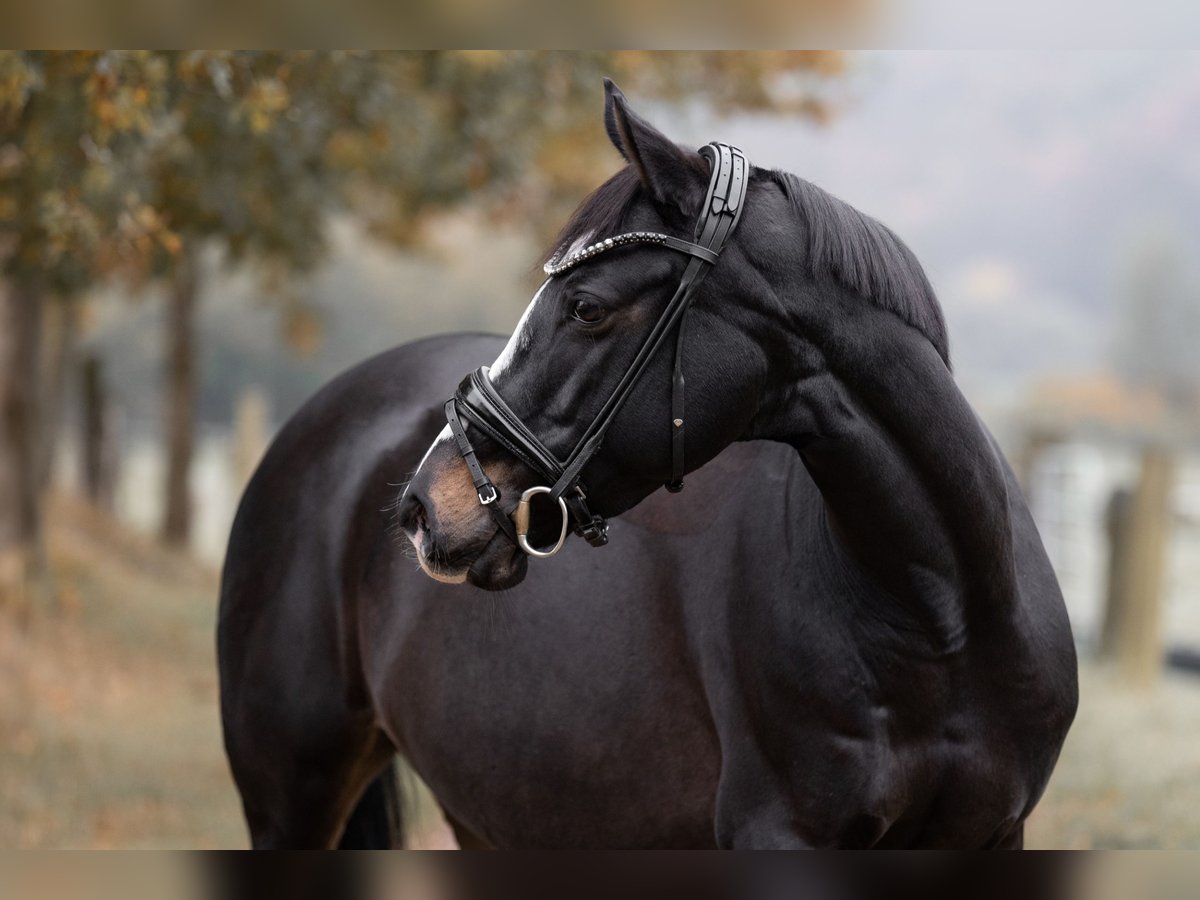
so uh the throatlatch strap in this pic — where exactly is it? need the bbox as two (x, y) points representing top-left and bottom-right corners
(667, 319), (687, 492)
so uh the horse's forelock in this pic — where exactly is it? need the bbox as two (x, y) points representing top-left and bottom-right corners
(543, 166), (644, 268)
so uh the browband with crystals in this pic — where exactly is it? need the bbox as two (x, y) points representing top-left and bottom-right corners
(545, 231), (719, 276)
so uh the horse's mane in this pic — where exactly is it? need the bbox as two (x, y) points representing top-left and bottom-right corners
(545, 164), (950, 367)
(766, 170), (949, 366)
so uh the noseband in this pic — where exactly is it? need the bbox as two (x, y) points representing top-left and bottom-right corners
(443, 142), (749, 557)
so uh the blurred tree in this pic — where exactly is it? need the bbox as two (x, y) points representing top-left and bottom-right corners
(0, 51), (843, 578)
(138, 52), (381, 545)
(342, 51), (847, 247)
(0, 51), (173, 602)
(1113, 229), (1200, 421)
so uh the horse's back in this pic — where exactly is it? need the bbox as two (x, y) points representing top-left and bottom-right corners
(220, 333), (504, 615)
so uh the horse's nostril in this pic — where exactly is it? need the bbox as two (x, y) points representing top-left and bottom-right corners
(397, 492), (427, 536)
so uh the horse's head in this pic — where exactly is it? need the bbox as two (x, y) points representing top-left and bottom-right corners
(399, 80), (797, 590)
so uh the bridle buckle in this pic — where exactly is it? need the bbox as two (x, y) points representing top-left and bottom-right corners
(563, 485), (609, 547)
(477, 484), (499, 505)
(575, 515), (609, 547)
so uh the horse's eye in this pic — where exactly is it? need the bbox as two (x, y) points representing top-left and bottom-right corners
(571, 297), (606, 325)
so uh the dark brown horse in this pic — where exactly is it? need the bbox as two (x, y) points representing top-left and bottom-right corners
(218, 81), (1077, 848)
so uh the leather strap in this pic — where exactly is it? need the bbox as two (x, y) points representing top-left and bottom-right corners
(662, 237), (719, 264)
(444, 398), (519, 544)
(666, 143), (748, 491)
(445, 398), (500, 505)
(456, 371), (563, 480)
(667, 317), (687, 492)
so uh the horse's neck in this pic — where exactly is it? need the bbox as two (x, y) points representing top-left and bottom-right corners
(754, 289), (1017, 637)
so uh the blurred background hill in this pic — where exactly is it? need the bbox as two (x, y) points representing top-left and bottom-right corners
(2, 50), (1199, 848)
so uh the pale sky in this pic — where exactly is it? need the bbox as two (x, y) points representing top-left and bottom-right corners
(882, 1), (1200, 49)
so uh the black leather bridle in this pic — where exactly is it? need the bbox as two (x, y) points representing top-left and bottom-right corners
(443, 142), (749, 558)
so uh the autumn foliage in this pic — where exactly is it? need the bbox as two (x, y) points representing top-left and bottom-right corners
(0, 51), (841, 588)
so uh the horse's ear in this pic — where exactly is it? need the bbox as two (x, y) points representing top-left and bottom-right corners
(603, 78), (703, 215)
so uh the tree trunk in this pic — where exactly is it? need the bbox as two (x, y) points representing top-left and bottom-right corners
(1099, 486), (1134, 659)
(37, 298), (80, 493)
(81, 353), (117, 510)
(1102, 447), (1174, 688)
(162, 243), (199, 547)
(232, 385), (270, 488)
(0, 277), (46, 607)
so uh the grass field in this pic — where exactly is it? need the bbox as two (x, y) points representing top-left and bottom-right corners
(0, 495), (243, 848)
(1, 493), (1197, 848)
(1026, 664), (1200, 849)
